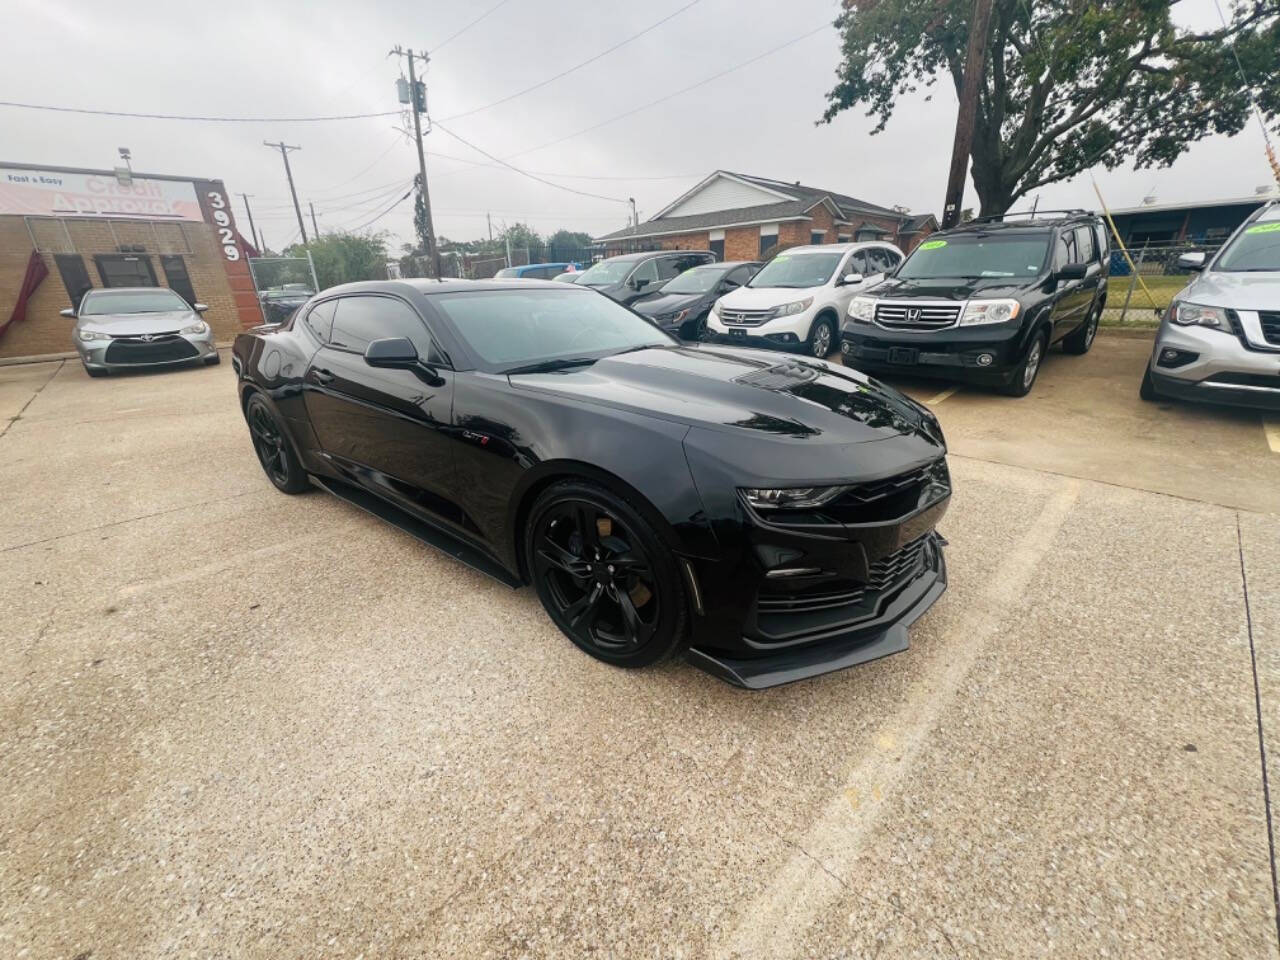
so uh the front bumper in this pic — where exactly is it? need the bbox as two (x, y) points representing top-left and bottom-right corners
(840, 323), (1022, 384)
(687, 533), (947, 689)
(77, 330), (218, 371)
(705, 311), (814, 352)
(1147, 322), (1280, 410)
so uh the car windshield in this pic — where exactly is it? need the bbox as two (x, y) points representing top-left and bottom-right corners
(897, 235), (1050, 279)
(748, 252), (843, 289)
(263, 289), (311, 300)
(431, 288), (674, 371)
(1215, 221), (1280, 272)
(80, 290), (189, 315)
(661, 265), (724, 294)
(576, 259), (635, 286)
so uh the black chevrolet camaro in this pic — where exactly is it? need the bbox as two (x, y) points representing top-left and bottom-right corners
(232, 279), (951, 688)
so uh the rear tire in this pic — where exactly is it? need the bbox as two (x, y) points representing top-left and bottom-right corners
(1139, 365), (1159, 402)
(807, 315), (835, 358)
(1000, 331), (1047, 397)
(525, 480), (688, 669)
(245, 394), (310, 494)
(1063, 303), (1100, 355)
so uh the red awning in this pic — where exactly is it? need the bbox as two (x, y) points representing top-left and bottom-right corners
(2, 250), (48, 342)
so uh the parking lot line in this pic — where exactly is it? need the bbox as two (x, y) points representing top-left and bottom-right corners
(925, 386), (960, 406)
(1265, 420), (1280, 455)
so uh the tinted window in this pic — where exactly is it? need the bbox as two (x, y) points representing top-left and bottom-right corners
(656, 257), (683, 281)
(900, 235), (1051, 279)
(304, 299), (337, 341)
(865, 248), (891, 273)
(679, 253), (711, 272)
(884, 249), (902, 268)
(330, 295), (430, 355)
(1074, 226), (1095, 263)
(724, 265), (755, 288)
(1094, 223), (1109, 259)
(630, 259), (659, 285)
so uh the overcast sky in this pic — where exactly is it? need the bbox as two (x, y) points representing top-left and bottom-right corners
(3, 0), (1275, 251)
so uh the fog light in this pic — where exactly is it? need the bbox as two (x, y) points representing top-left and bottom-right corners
(841, 341), (852, 355)
(1156, 347), (1199, 369)
(976, 353), (994, 367)
(1160, 348), (1179, 361)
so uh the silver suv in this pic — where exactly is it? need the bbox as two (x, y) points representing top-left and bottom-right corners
(1141, 202), (1280, 409)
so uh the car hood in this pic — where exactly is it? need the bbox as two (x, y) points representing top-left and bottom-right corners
(869, 275), (1032, 301)
(1181, 270), (1280, 311)
(76, 309), (198, 335)
(720, 285), (826, 308)
(632, 292), (707, 316)
(508, 344), (942, 448)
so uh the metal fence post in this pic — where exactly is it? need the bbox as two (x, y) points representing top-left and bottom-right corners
(1117, 242), (1149, 325)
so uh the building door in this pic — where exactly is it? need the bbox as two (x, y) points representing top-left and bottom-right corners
(160, 255), (198, 306)
(53, 254), (93, 311)
(94, 254), (158, 288)
(709, 238), (724, 261)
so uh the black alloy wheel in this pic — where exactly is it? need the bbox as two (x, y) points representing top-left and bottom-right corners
(1000, 330), (1048, 397)
(246, 394), (309, 494)
(1064, 303), (1101, 354)
(526, 481), (686, 668)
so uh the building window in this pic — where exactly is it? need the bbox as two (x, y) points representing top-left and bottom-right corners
(54, 254), (93, 311)
(838, 234), (851, 243)
(94, 254), (158, 288)
(160, 255), (197, 307)
(759, 234), (777, 256)
(810, 231), (825, 245)
(709, 238), (724, 261)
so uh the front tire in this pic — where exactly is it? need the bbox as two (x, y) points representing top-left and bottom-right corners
(1139, 365), (1159, 402)
(807, 315), (835, 358)
(1000, 330), (1047, 397)
(525, 480), (687, 669)
(245, 394), (309, 494)
(1063, 303), (1100, 355)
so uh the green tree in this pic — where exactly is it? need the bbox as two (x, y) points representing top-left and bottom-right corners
(499, 222), (543, 252)
(547, 229), (593, 258)
(821, 0), (1280, 216)
(286, 232), (389, 290)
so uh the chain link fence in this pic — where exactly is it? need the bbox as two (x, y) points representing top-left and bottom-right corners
(1101, 240), (1224, 326)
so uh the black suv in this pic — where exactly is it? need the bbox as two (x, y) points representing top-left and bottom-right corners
(574, 250), (716, 306)
(840, 211), (1109, 396)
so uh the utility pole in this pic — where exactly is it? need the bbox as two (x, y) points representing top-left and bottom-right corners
(392, 45), (442, 278)
(487, 212), (493, 242)
(309, 201), (321, 239)
(263, 140), (308, 245)
(238, 193), (260, 251)
(940, 0), (994, 229)
(628, 197), (637, 229)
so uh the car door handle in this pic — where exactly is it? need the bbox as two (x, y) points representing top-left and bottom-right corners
(312, 368), (335, 385)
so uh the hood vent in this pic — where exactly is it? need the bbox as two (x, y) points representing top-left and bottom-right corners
(733, 360), (821, 391)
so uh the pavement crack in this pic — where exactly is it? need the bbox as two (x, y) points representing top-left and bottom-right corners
(1236, 511), (1280, 953)
(0, 359), (65, 441)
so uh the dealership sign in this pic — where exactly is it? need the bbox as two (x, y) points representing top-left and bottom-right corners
(0, 168), (204, 221)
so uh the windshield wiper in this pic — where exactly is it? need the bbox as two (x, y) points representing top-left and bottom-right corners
(504, 356), (599, 375)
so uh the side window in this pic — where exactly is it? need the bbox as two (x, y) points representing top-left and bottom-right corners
(846, 251), (870, 277)
(724, 265), (754, 289)
(865, 248), (890, 274)
(304, 299), (337, 342)
(883, 249), (902, 269)
(1094, 223), (1109, 260)
(1074, 226), (1095, 264)
(1062, 229), (1080, 265)
(1055, 235), (1073, 270)
(329, 295), (432, 356)
(656, 257), (683, 282)
(630, 259), (659, 286)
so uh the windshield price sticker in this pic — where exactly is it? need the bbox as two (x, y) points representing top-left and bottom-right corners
(1244, 222), (1280, 235)
(920, 239), (948, 250)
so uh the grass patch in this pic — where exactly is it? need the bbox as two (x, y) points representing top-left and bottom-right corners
(1099, 274), (1186, 327)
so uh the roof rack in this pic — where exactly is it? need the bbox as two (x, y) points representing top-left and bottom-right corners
(965, 208), (1094, 225)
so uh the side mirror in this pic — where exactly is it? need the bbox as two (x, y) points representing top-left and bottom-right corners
(1057, 263), (1087, 281)
(60, 308), (76, 318)
(632, 277), (650, 290)
(193, 302), (209, 313)
(364, 336), (418, 368)
(840, 273), (864, 286)
(1176, 252), (1206, 272)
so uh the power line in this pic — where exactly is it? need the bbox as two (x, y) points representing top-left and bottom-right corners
(345, 187), (415, 232)
(256, 176), (413, 210)
(431, 121), (630, 204)
(439, 0), (705, 122)
(433, 0), (515, 52)
(0, 100), (398, 123)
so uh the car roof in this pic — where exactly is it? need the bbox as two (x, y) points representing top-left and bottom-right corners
(83, 286), (175, 295)
(946, 211), (1099, 235)
(773, 242), (890, 255)
(1253, 202), (1280, 223)
(603, 249), (712, 262)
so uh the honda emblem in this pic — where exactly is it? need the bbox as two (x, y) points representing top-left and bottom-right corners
(906, 307), (922, 323)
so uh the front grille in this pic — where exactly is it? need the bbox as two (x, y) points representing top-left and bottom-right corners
(1260, 311), (1280, 346)
(103, 334), (199, 365)
(720, 308), (773, 326)
(825, 459), (951, 524)
(866, 535), (929, 591)
(757, 583), (865, 614)
(874, 302), (962, 330)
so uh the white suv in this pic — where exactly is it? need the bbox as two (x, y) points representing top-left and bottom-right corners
(705, 242), (903, 357)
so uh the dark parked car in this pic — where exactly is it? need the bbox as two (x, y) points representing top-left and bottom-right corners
(633, 260), (760, 340)
(232, 279), (951, 689)
(841, 211), (1109, 396)
(575, 250), (716, 306)
(259, 285), (315, 324)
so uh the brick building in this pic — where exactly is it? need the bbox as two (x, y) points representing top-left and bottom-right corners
(596, 171), (937, 259)
(0, 162), (262, 360)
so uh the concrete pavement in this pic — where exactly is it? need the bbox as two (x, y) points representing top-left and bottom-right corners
(1, 338), (1277, 958)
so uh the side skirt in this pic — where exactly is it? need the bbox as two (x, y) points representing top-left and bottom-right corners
(311, 475), (522, 589)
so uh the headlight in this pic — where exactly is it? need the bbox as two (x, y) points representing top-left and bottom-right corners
(741, 485), (849, 510)
(772, 297), (814, 318)
(180, 320), (209, 335)
(847, 296), (876, 323)
(959, 299), (1020, 326)
(671, 309), (689, 325)
(1171, 301), (1228, 329)
(78, 329), (109, 342)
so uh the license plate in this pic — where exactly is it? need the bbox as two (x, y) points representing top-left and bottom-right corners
(887, 346), (918, 364)
(729, 328), (746, 338)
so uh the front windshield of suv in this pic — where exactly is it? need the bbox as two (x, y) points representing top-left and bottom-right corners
(431, 288), (673, 371)
(576, 259), (635, 287)
(897, 234), (1050, 279)
(80, 290), (190, 315)
(661, 265), (723, 294)
(748, 252), (843, 289)
(1215, 221), (1280, 272)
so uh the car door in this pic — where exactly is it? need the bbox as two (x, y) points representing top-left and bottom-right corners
(831, 249), (871, 313)
(1074, 225), (1104, 320)
(1049, 231), (1090, 337)
(621, 258), (660, 304)
(302, 293), (462, 526)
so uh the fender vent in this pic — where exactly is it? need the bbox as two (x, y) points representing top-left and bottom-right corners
(733, 361), (821, 390)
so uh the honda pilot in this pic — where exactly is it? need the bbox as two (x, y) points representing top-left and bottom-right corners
(841, 212), (1110, 396)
